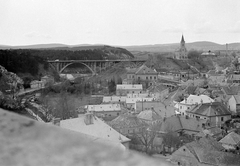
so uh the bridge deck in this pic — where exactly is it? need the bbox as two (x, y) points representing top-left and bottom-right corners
(47, 59), (147, 63)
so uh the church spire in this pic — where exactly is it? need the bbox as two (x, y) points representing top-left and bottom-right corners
(181, 34), (185, 43)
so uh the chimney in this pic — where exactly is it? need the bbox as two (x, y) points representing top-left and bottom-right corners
(84, 112), (94, 125)
(53, 118), (61, 126)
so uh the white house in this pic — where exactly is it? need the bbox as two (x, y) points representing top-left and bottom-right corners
(102, 96), (127, 103)
(116, 84), (143, 96)
(174, 94), (214, 116)
(127, 92), (149, 98)
(85, 104), (122, 120)
(228, 95), (240, 115)
(59, 113), (131, 149)
(30, 80), (45, 89)
(126, 97), (154, 111)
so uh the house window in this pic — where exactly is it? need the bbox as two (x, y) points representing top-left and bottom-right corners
(180, 106), (182, 109)
(154, 76), (156, 80)
(146, 77), (148, 80)
(109, 114), (111, 116)
(150, 76), (152, 80)
(117, 113), (119, 116)
(138, 77), (140, 80)
(132, 76), (134, 78)
(221, 117), (224, 121)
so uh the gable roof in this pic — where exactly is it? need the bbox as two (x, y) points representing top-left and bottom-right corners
(60, 115), (130, 144)
(135, 65), (157, 75)
(187, 102), (231, 117)
(109, 113), (147, 130)
(181, 94), (214, 105)
(192, 147), (240, 166)
(136, 101), (175, 118)
(185, 86), (197, 95)
(147, 83), (168, 93)
(156, 116), (204, 133)
(222, 86), (240, 95)
(219, 132), (240, 146)
(137, 109), (162, 122)
(233, 95), (240, 104)
(173, 136), (240, 166)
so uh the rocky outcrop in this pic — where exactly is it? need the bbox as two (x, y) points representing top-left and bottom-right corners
(0, 65), (23, 94)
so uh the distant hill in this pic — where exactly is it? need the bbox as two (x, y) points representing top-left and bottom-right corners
(123, 41), (240, 52)
(1, 41), (239, 54)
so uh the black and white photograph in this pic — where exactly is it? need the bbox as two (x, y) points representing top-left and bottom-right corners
(0, 0), (240, 165)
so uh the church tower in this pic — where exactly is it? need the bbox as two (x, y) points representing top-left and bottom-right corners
(179, 35), (187, 59)
(181, 35), (185, 48)
(174, 35), (188, 59)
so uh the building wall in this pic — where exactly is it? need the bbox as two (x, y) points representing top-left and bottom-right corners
(222, 143), (236, 150)
(228, 96), (237, 113)
(176, 103), (194, 116)
(135, 74), (158, 81)
(116, 89), (142, 96)
(94, 111), (121, 119)
(150, 88), (169, 101)
(136, 101), (175, 117)
(118, 127), (144, 136)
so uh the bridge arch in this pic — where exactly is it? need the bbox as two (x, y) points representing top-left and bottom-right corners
(59, 62), (95, 74)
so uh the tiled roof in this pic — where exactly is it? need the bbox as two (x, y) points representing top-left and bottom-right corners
(173, 136), (240, 166)
(126, 68), (138, 74)
(135, 65), (157, 75)
(181, 94), (214, 105)
(185, 86), (197, 94)
(109, 113), (147, 130)
(187, 102), (231, 117)
(147, 83), (168, 93)
(192, 147), (240, 166)
(156, 116), (204, 133)
(60, 114), (130, 144)
(186, 136), (224, 152)
(222, 86), (240, 95)
(137, 109), (162, 122)
(219, 132), (240, 145)
(233, 95), (240, 104)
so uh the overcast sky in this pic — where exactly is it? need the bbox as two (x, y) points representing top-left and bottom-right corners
(0, 0), (240, 46)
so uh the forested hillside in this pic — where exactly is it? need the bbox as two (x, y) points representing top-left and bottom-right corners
(0, 50), (48, 76)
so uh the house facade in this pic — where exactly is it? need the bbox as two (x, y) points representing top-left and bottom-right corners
(116, 84), (143, 96)
(30, 80), (45, 89)
(228, 95), (240, 114)
(85, 104), (122, 120)
(146, 83), (169, 101)
(136, 101), (175, 118)
(174, 94), (214, 116)
(186, 102), (231, 127)
(126, 65), (158, 88)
